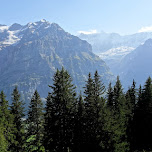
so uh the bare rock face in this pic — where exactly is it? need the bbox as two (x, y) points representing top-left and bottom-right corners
(0, 20), (114, 105)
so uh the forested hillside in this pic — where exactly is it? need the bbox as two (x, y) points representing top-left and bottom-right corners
(0, 68), (152, 152)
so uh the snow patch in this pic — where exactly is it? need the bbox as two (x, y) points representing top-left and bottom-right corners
(78, 29), (98, 35)
(0, 25), (9, 32)
(40, 19), (46, 22)
(2, 30), (21, 45)
(99, 46), (135, 60)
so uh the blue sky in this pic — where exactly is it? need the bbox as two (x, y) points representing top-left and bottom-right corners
(1, 0), (152, 35)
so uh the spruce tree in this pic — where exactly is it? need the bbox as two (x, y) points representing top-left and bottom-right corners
(125, 80), (137, 150)
(10, 86), (25, 152)
(84, 72), (94, 103)
(83, 71), (105, 151)
(93, 70), (106, 150)
(138, 85), (142, 104)
(126, 80), (136, 117)
(132, 77), (152, 151)
(83, 72), (95, 151)
(43, 93), (55, 151)
(0, 126), (8, 152)
(93, 70), (105, 96)
(73, 93), (85, 152)
(113, 76), (123, 113)
(27, 90), (44, 151)
(0, 91), (14, 151)
(0, 107), (8, 152)
(104, 82), (115, 152)
(112, 76), (129, 152)
(107, 82), (114, 109)
(44, 67), (76, 152)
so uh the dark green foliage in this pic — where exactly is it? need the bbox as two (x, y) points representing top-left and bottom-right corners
(107, 82), (114, 108)
(94, 70), (105, 96)
(132, 77), (152, 151)
(83, 72), (106, 152)
(2, 69), (152, 152)
(112, 77), (129, 152)
(10, 86), (25, 152)
(73, 93), (85, 152)
(104, 82), (116, 151)
(43, 93), (54, 151)
(0, 124), (8, 152)
(0, 91), (15, 151)
(84, 72), (94, 103)
(125, 80), (137, 150)
(126, 80), (136, 117)
(113, 76), (124, 113)
(84, 73), (97, 151)
(24, 135), (45, 152)
(44, 67), (76, 152)
(105, 76), (130, 152)
(27, 90), (44, 151)
(0, 107), (8, 152)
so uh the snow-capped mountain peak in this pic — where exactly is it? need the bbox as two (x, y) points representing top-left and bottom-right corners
(0, 20), (59, 49)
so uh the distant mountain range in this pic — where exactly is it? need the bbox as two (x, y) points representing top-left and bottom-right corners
(79, 31), (152, 74)
(79, 31), (152, 54)
(79, 31), (152, 88)
(118, 39), (152, 88)
(0, 20), (114, 104)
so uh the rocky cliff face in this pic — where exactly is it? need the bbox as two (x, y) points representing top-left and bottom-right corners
(117, 39), (152, 88)
(0, 20), (114, 104)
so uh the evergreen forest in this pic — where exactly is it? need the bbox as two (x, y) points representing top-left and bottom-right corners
(1, 67), (152, 152)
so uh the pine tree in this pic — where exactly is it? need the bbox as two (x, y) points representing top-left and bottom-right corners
(0, 91), (14, 151)
(125, 80), (137, 151)
(0, 109), (8, 152)
(43, 93), (55, 151)
(83, 71), (105, 151)
(103, 82), (115, 152)
(73, 93), (85, 152)
(107, 82), (114, 109)
(44, 67), (76, 152)
(93, 70), (106, 150)
(132, 77), (152, 151)
(83, 72), (95, 151)
(138, 85), (142, 104)
(84, 72), (94, 104)
(10, 86), (25, 152)
(126, 80), (136, 116)
(26, 90), (44, 151)
(113, 76), (123, 113)
(93, 70), (105, 96)
(112, 76), (129, 152)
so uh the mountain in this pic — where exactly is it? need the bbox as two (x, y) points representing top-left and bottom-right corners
(99, 46), (135, 74)
(0, 20), (114, 105)
(117, 39), (152, 88)
(79, 31), (152, 73)
(79, 31), (152, 54)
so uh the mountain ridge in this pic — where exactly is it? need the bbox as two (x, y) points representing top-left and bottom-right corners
(117, 38), (152, 88)
(0, 20), (114, 104)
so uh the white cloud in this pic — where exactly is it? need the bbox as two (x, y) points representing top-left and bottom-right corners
(138, 26), (152, 33)
(78, 29), (98, 35)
